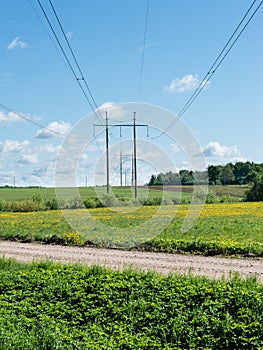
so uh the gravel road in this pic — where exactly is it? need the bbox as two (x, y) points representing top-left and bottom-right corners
(0, 241), (262, 282)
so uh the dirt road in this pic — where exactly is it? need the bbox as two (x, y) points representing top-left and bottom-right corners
(0, 241), (262, 282)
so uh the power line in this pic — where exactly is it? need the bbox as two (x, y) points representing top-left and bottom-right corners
(174, 0), (261, 122)
(47, 0), (103, 122)
(152, 0), (263, 140)
(28, 0), (69, 67)
(137, 0), (150, 101)
(0, 102), (105, 160)
(36, 0), (104, 123)
(0, 102), (106, 156)
(0, 103), (66, 137)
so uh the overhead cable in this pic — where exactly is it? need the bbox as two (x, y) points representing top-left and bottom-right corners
(152, 0), (263, 139)
(0, 102), (105, 155)
(137, 0), (150, 101)
(0, 103), (66, 137)
(36, 0), (104, 123)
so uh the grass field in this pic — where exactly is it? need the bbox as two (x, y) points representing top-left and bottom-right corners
(0, 185), (246, 202)
(149, 185), (247, 198)
(0, 258), (262, 349)
(0, 202), (262, 256)
(0, 186), (172, 201)
(209, 185), (248, 198)
(0, 189), (262, 348)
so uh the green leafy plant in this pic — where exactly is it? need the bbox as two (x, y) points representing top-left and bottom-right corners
(0, 258), (262, 349)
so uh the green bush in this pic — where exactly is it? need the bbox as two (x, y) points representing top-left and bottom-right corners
(143, 196), (162, 206)
(83, 197), (99, 209)
(219, 194), (239, 203)
(7, 200), (44, 212)
(45, 198), (59, 210)
(205, 190), (220, 204)
(0, 200), (7, 211)
(245, 174), (263, 201)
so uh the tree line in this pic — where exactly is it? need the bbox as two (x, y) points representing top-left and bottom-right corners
(148, 161), (263, 186)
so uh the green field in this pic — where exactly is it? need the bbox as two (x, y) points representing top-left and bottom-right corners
(0, 185), (246, 202)
(0, 258), (262, 349)
(0, 186), (170, 201)
(0, 189), (262, 348)
(149, 185), (247, 198)
(0, 202), (262, 256)
(0, 187), (95, 201)
(209, 185), (248, 198)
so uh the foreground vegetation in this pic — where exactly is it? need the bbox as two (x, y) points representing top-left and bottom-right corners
(0, 202), (262, 256)
(0, 258), (262, 349)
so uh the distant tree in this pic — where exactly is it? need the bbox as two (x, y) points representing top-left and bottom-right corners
(245, 169), (260, 184)
(147, 162), (263, 187)
(148, 175), (157, 186)
(155, 174), (163, 185)
(245, 173), (263, 201)
(233, 161), (252, 184)
(163, 171), (180, 185)
(179, 170), (193, 185)
(208, 165), (223, 185)
(220, 164), (235, 185)
(192, 170), (208, 185)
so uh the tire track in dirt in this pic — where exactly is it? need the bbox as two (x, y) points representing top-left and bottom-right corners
(0, 241), (262, 282)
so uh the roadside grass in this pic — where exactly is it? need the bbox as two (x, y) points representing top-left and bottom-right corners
(0, 257), (262, 349)
(0, 202), (262, 257)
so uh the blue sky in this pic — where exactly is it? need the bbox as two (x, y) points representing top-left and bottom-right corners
(1, 0), (263, 187)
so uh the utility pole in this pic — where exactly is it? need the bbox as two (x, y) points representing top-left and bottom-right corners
(85, 175), (88, 188)
(116, 152), (131, 187)
(105, 111), (110, 194)
(13, 176), (16, 188)
(120, 150), (123, 187)
(133, 112), (137, 198)
(124, 170), (127, 186)
(131, 152), (134, 187)
(93, 112), (148, 196)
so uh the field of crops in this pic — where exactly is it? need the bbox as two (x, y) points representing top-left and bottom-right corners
(0, 202), (262, 256)
(1, 192), (262, 348)
(0, 186), (185, 201)
(0, 185), (245, 202)
(0, 258), (262, 349)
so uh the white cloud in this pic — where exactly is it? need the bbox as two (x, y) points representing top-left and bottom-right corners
(35, 121), (71, 139)
(96, 102), (126, 120)
(31, 167), (48, 178)
(36, 143), (59, 154)
(0, 111), (22, 125)
(67, 31), (73, 39)
(0, 111), (11, 124)
(203, 141), (238, 158)
(170, 143), (180, 153)
(139, 150), (163, 160)
(0, 140), (30, 153)
(163, 74), (208, 93)
(96, 137), (104, 143)
(202, 141), (247, 164)
(7, 37), (28, 50)
(17, 154), (38, 164)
